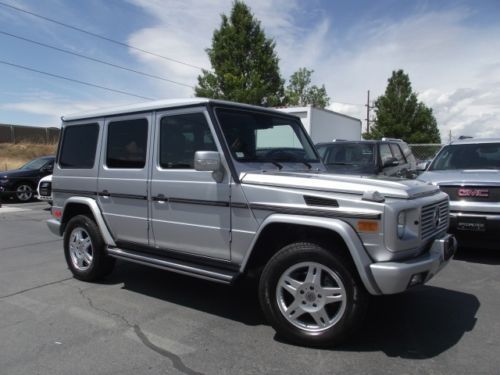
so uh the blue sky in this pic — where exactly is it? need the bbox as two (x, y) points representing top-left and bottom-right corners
(0, 0), (499, 140)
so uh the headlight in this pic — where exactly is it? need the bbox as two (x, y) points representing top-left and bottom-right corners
(397, 211), (406, 239)
(0, 179), (8, 184)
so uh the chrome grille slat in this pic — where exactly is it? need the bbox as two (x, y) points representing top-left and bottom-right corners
(421, 199), (449, 240)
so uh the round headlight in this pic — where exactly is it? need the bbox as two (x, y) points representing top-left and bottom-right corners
(397, 211), (406, 239)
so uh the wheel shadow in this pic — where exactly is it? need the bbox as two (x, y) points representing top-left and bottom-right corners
(336, 285), (479, 359)
(102, 261), (478, 358)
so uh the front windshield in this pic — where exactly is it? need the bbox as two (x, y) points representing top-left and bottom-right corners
(20, 158), (49, 171)
(430, 143), (500, 170)
(216, 108), (319, 164)
(317, 143), (376, 170)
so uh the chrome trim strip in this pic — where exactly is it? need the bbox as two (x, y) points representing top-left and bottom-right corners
(249, 203), (381, 220)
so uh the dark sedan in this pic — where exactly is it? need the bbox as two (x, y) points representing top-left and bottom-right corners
(0, 156), (54, 202)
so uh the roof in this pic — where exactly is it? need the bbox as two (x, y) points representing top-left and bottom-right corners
(450, 138), (500, 145)
(62, 98), (293, 122)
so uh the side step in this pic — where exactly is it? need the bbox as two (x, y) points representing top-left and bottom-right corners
(107, 247), (238, 284)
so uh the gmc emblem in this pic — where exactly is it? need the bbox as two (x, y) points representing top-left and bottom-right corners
(458, 188), (489, 198)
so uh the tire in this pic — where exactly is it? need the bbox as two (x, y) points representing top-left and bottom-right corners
(259, 242), (368, 347)
(63, 215), (115, 281)
(15, 183), (34, 202)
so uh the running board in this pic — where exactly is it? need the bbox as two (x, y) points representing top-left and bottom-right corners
(107, 247), (238, 284)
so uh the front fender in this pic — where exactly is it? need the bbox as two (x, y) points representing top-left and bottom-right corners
(239, 214), (381, 295)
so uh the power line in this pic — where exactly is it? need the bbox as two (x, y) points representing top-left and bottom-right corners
(0, 59), (155, 100)
(0, 29), (194, 89)
(0, 1), (206, 71)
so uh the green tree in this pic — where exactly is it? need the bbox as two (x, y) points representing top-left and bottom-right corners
(195, 1), (284, 106)
(365, 70), (441, 143)
(284, 68), (330, 108)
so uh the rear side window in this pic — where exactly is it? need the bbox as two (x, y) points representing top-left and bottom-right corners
(160, 113), (216, 169)
(106, 119), (148, 169)
(59, 123), (99, 169)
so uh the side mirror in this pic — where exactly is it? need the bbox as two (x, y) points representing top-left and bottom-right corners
(194, 151), (224, 182)
(383, 157), (399, 168)
(417, 161), (431, 171)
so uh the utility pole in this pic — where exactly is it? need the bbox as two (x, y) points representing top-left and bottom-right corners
(365, 90), (374, 134)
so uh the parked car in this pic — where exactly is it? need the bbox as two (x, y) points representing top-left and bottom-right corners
(37, 174), (53, 204)
(0, 156), (54, 202)
(316, 138), (418, 178)
(47, 99), (455, 347)
(419, 138), (500, 249)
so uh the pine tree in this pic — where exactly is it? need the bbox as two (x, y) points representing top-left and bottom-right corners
(195, 1), (284, 106)
(365, 70), (440, 143)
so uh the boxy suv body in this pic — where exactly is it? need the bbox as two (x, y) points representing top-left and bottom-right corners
(47, 99), (456, 347)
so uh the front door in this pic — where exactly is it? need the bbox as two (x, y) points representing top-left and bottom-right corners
(150, 108), (231, 260)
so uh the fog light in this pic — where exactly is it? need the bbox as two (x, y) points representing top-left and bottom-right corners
(408, 272), (428, 287)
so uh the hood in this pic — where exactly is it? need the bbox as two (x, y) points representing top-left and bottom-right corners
(418, 170), (500, 186)
(241, 170), (439, 199)
(0, 169), (38, 179)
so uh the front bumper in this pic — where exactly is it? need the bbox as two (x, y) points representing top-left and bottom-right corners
(47, 219), (61, 236)
(449, 211), (500, 249)
(369, 233), (457, 294)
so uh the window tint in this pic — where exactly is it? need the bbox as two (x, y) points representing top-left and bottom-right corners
(390, 143), (406, 163)
(106, 119), (148, 169)
(160, 113), (216, 169)
(59, 123), (99, 169)
(379, 144), (393, 165)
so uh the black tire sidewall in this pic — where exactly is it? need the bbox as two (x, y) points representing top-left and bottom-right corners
(63, 215), (112, 281)
(259, 242), (366, 347)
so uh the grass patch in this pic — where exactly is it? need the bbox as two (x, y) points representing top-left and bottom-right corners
(0, 142), (57, 171)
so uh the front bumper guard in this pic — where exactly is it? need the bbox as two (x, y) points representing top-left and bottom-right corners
(370, 234), (457, 294)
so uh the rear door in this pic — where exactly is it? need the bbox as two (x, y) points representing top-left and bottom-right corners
(97, 114), (152, 246)
(150, 108), (231, 260)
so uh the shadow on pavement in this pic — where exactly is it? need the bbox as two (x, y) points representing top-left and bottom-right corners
(453, 247), (500, 266)
(337, 285), (479, 359)
(103, 261), (478, 358)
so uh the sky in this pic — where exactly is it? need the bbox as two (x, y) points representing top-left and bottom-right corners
(0, 0), (499, 141)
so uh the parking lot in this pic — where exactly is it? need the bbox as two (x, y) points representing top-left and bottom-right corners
(0, 201), (499, 374)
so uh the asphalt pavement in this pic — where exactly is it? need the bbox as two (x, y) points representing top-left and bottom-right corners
(0, 201), (499, 374)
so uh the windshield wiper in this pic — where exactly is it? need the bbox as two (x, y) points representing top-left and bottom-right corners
(301, 161), (312, 169)
(270, 161), (283, 170)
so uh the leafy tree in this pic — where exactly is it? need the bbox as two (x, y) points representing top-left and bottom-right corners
(284, 68), (330, 108)
(195, 1), (284, 106)
(365, 70), (440, 143)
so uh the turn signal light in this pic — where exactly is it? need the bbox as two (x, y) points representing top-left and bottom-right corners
(357, 220), (379, 232)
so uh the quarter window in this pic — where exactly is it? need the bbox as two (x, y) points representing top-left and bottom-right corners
(59, 123), (99, 169)
(106, 119), (148, 169)
(160, 113), (216, 169)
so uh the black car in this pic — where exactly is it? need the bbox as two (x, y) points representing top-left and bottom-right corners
(316, 138), (418, 178)
(0, 156), (54, 202)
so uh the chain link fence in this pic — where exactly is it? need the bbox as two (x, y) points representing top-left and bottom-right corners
(408, 144), (443, 162)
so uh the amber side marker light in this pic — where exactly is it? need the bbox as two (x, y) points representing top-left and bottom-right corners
(357, 220), (379, 232)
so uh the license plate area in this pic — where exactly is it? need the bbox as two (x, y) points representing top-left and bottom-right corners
(456, 217), (486, 232)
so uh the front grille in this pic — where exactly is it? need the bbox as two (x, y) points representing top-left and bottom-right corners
(421, 199), (449, 240)
(440, 185), (500, 203)
(40, 182), (52, 197)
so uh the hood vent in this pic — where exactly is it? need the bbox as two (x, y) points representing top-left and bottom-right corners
(303, 195), (339, 207)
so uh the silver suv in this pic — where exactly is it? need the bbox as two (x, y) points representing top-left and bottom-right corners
(419, 138), (500, 249)
(47, 99), (456, 347)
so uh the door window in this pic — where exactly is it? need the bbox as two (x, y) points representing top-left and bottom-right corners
(160, 113), (216, 169)
(379, 144), (393, 165)
(106, 119), (148, 169)
(389, 143), (406, 163)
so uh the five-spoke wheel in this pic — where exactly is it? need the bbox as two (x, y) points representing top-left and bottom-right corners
(259, 242), (367, 347)
(15, 184), (33, 202)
